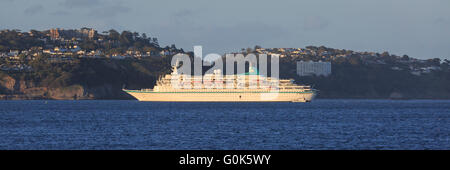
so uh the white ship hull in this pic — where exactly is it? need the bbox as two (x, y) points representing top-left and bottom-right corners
(125, 63), (317, 102)
(124, 90), (315, 102)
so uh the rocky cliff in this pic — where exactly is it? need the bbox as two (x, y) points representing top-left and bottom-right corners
(0, 58), (171, 100)
(0, 74), (133, 100)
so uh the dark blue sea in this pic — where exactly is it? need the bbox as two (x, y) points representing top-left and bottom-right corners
(0, 100), (449, 150)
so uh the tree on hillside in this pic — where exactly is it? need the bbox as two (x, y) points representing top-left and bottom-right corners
(108, 29), (120, 41)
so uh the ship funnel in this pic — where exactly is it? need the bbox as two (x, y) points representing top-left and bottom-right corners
(172, 59), (179, 74)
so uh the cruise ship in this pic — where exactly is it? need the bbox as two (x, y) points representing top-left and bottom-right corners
(123, 64), (316, 102)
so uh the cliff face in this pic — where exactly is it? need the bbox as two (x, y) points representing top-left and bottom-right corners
(0, 57), (171, 100)
(0, 75), (17, 92)
(0, 75), (133, 100)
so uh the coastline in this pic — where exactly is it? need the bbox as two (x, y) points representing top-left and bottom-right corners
(1, 95), (449, 100)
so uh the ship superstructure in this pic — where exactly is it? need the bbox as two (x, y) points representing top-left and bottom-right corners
(124, 63), (316, 102)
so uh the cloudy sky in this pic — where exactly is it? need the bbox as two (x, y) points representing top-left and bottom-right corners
(1, 0), (449, 59)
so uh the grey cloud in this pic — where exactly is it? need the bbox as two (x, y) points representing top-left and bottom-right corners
(88, 5), (131, 18)
(435, 17), (450, 25)
(173, 9), (195, 18)
(24, 4), (44, 15)
(155, 21), (289, 54)
(303, 16), (329, 31)
(87, 19), (126, 31)
(49, 10), (71, 16)
(60, 0), (101, 8)
(170, 9), (199, 25)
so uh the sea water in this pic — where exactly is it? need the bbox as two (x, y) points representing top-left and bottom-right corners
(0, 100), (449, 149)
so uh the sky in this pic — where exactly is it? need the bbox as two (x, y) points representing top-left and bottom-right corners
(1, 0), (450, 59)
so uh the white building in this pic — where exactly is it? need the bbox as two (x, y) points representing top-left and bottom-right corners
(8, 50), (19, 56)
(297, 61), (331, 76)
